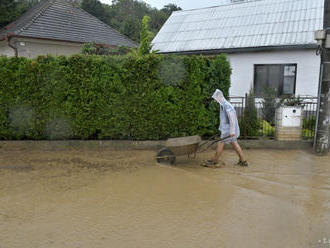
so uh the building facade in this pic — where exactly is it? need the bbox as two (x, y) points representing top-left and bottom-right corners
(152, 0), (323, 97)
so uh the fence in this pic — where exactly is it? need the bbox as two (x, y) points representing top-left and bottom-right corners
(229, 96), (318, 140)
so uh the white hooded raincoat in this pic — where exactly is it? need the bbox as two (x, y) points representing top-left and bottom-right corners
(212, 89), (240, 144)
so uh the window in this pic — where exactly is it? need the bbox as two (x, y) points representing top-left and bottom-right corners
(254, 64), (297, 97)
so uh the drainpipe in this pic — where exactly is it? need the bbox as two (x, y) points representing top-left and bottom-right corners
(5, 34), (18, 57)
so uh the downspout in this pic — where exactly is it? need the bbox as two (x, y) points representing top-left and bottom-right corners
(5, 34), (18, 57)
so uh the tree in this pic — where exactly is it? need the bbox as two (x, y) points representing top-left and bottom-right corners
(137, 15), (153, 55)
(81, 0), (109, 24)
(2, 0), (181, 43)
(106, 0), (148, 42)
(161, 3), (181, 16)
(240, 89), (260, 137)
(0, 0), (18, 28)
(0, 0), (41, 28)
(81, 42), (131, 55)
(83, 0), (180, 42)
(149, 8), (167, 32)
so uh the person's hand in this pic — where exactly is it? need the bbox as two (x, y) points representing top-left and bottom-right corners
(230, 133), (235, 137)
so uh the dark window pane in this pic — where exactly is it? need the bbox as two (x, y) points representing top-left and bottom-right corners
(255, 65), (281, 96)
(267, 65), (281, 92)
(255, 65), (267, 96)
(254, 64), (296, 97)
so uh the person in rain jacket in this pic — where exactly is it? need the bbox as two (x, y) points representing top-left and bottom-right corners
(202, 89), (248, 167)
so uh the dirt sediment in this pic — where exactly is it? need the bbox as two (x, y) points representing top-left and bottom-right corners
(0, 148), (329, 248)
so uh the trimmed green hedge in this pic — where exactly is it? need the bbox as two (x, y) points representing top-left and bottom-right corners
(0, 54), (231, 140)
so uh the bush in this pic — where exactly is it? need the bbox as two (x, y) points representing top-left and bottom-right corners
(239, 90), (260, 137)
(0, 54), (231, 140)
(261, 87), (280, 125)
(81, 42), (131, 56)
(303, 116), (316, 130)
(302, 116), (316, 139)
(259, 120), (275, 136)
(303, 129), (315, 138)
(281, 95), (304, 107)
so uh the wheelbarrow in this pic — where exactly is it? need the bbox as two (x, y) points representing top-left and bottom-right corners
(156, 135), (230, 165)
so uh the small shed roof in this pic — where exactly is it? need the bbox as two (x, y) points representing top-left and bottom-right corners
(152, 0), (323, 53)
(0, 0), (138, 48)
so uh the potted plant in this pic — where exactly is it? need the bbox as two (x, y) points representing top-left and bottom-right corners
(281, 95), (304, 107)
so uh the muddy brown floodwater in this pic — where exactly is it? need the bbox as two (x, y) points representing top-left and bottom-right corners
(0, 148), (329, 248)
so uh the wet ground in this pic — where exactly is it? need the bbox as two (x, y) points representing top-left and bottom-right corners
(0, 148), (329, 248)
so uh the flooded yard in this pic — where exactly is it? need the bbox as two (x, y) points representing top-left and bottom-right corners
(0, 147), (329, 248)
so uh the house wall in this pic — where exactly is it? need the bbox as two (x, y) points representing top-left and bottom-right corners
(227, 49), (321, 97)
(0, 38), (83, 58)
(0, 41), (15, 57)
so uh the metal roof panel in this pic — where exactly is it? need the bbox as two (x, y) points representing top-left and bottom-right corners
(152, 0), (323, 52)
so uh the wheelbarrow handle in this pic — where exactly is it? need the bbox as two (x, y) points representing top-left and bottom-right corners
(197, 135), (232, 153)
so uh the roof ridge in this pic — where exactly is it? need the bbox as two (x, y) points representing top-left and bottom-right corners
(16, 0), (56, 35)
(173, 0), (262, 12)
(175, 0), (300, 13)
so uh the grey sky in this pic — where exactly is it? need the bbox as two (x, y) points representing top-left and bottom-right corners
(99, 0), (229, 10)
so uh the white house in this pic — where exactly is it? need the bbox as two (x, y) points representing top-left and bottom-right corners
(152, 0), (323, 97)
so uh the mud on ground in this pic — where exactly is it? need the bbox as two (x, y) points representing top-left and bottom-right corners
(0, 148), (329, 248)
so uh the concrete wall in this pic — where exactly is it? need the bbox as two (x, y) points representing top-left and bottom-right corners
(0, 41), (15, 57)
(227, 49), (321, 97)
(0, 139), (312, 151)
(0, 38), (82, 58)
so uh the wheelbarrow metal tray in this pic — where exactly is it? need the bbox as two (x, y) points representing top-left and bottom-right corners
(165, 135), (201, 156)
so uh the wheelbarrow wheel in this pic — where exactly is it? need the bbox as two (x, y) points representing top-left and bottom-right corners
(156, 148), (176, 165)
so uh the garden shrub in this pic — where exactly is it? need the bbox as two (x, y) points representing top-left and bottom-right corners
(259, 120), (275, 137)
(302, 116), (316, 139)
(303, 116), (316, 130)
(0, 53), (231, 140)
(240, 89), (260, 137)
(261, 87), (280, 125)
